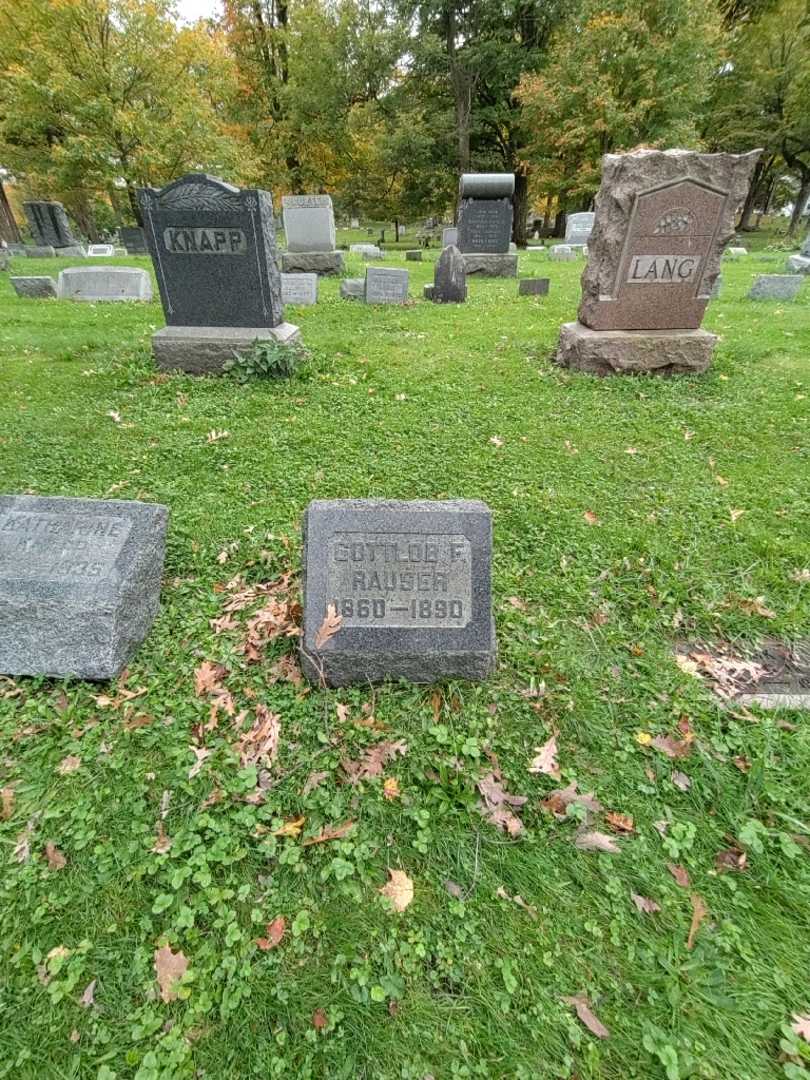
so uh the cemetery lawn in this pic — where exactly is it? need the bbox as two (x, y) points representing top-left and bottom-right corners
(2, 247), (810, 1080)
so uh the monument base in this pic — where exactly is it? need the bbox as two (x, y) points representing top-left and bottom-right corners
(461, 253), (517, 277)
(786, 255), (810, 274)
(57, 245), (87, 258)
(281, 251), (344, 275)
(152, 324), (301, 375)
(555, 321), (716, 377)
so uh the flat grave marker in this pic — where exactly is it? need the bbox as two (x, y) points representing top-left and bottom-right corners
(365, 266), (409, 304)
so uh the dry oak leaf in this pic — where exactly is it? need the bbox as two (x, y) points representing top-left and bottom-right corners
(188, 746), (213, 780)
(80, 979), (97, 1008)
(651, 734), (691, 760)
(444, 880), (464, 900)
(605, 812), (635, 834)
(477, 771), (528, 836)
(1, 786), (14, 820)
(152, 821), (172, 855)
(738, 595), (776, 619)
(57, 755), (81, 775)
(791, 1015), (810, 1043)
(631, 893), (661, 914)
(528, 735), (561, 780)
(672, 770), (692, 792)
(583, 510), (600, 526)
(342, 739), (407, 785)
(237, 705), (281, 768)
(379, 869), (414, 913)
(272, 816), (305, 839)
(194, 661), (228, 697)
(732, 755), (751, 773)
(563, 994), (610, 1039)
(575, 831), (621, 854)
(383, 777), (401, 801)
(312, 1008), (328, 1030)
(45, 841), (67, 870)
(715, 847), (747, 873)
(256, 916), (286, 951)
(315, 603), (343, 649)
(302, 820), (355, 846)
(542, 781), (603, 820)
(301, 770), (328, 797)
(687, 893), (707, 950)
(154, 944), (188, 1003)
(666, 863), (691, 888)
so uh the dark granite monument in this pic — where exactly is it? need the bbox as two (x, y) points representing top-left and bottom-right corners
(23, 201), (84, 255)
(430, 245), (467, 303)
(0, 495), (168, 680)
(300, 499), (496, 686)
(138, 173), (299, 373)
(556, 148), (760, 375)
(457, 174), (517, 277)
(119, 226), (148, 255)
(518, 278), (550, 297)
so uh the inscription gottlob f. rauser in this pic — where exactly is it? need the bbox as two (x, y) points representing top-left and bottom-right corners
(326, 532), (472, 628)
(0, 512), (131, 580)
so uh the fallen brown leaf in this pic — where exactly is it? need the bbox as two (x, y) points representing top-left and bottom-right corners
(528, 735), (561, 780)
(194, 661), (228, 697)
(302, 820), (355, 846)
(496, 886), (538, 919)
(631, 892), (661, 914)
(80, 979), (96, 1008)
(382, 777), (401, 801)
(563, 994), (610, 1038)
(342, 739), (407, 785)
(272, 816), (305, 838)
(651, 734), (691, 760)
(1, 786), (14, 820)
(315, 603), (343, 649)
(188, 746), (213, 779)
(583, 510), (600, 526)
(575, 831), (620, 854)
(605, 812), (635, 834)
(154, 944), (188, 1002)
(542, 781), (603, 819)
(477, 771), (527, 836)
(672, 770), (691, 791)
(45, 841), (66, 870)
(312, 1008), (328, 1030)
(715, 847), (747, 873)
(687, 893), (707, 950)
(444, 880), (464, 899)
(507, 596), (527, 611)
(732, 755), (751, 773)
(666, 863), (690, 888)
(237, 705), (281, 768)
(57, 755), (81, 775)
(301, 770), (328, 796)
(256, 916), (286, 951)
(738, 595), (776, 619)
(152, 821), (172, 854)
(379, 869), (414, 912)
(791, 1014), (810, 1043)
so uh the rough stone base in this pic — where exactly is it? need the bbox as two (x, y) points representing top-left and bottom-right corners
(786, 254), (810, 275)
(57, 245), (87, 257)
(281, 250), (344, 275)
(555, 321), (716, 376)
(152, 324), (301, 375)
(340, 278), (364, 299)
(461, 253), (518, 277)
(300, 634), (497, 688)
(11, 276), (57, 299)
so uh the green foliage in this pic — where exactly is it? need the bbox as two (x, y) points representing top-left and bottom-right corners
(222, 339), (303, 382)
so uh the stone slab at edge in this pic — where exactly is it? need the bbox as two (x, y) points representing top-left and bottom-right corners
(280, 251), (345, 275)
(555, 321), (716, 376)
(152, 324), (301, 375)
(461, 253), (518, 277)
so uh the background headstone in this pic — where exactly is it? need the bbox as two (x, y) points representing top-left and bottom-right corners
(10, 276), (57, 299)
(120, 226), (148, 254)
(281, 272), (318, 305)
(24, 246), (56, 258)
(431, 245), (466, 303)
(457, 173), (514, 254)
(365, 266), (409, 303)
(405, 250), (422, 261)
(565, 212), (595, 245)
(748, 274), (803, 301)
(442, 227), (458, 247)
(87, 243), (115, 257)
(23, 201), (78, 249)
(786, 254), (810, 274)
(724, 246), (748, 258)
(0, 494), (168, 680)
(282, 194), (336, 252)
(300, 499), (496, 686)
(518, 278), (550, 296)
(350, 244), (383, 259)
(549, 244), (576, 261)
(340, 278), (365, 299)
(57, 266), (152, 302)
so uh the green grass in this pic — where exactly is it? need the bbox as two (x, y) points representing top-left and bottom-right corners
(0, 246), (809, 1080)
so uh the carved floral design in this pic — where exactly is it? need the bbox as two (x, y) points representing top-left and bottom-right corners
(654, 208), (696, 235)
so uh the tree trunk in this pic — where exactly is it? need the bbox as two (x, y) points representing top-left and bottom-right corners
(446, 7), (472, 175)
(127, 184), (143, 227)
(513, 171), (529, 247)
(738, 157), (766, 231)
(0, 181), (21, 243)
(788, 173), (810, 237)
(553, 207), (565, 238)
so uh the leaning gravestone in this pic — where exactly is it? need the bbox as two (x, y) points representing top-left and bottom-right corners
(10, 276), (57, 299)
(748, 274), (803, 301)
(565, 212), (595, 247)
(299, 499), (496, 686)
(23, 201), (85, 256)
(556, 147), (760, 376)
(457, 173), (517, 277)
(0, 494), (168, 679)
(120, 226), (148, 255)
(138, 173), (298, 374)
(281, 272), (318, 305)
(430, 245), (466, 303)
(518, 278), (550, 297)
(365, 267), (409, 304)
(281, 194), (344, 275)
(57, 266), (152, 302)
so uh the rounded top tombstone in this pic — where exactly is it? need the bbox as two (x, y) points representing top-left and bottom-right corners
(459, 174), (515, 199)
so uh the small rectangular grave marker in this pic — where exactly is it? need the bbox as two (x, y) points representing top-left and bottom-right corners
(365, 267), (409, 304)
(281, 272), (318, 305)
(748, 274), (803, 301)
(300, 499), (496, 686)
(518, 278), (550, 296)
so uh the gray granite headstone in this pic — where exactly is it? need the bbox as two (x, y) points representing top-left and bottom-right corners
(565, 212), (595, 244)
(518, 277), (550, 296)
(724, 246), (748, 258)
(300, 499), (496, 686)
(281, 272), (318, 305)
(0, 250), (9, 272)
(120, 226), (148, 254)
(10, 276), (57, 299)
(340, 278), (365, 299)
(365, 267), (409, 304)
(457, 173), (514, 254)
(57, 266), (152, 302)
(748, 274), (803, 301)
(549, 244), (576, 261)
(405, 250), (422, 261)
(786, 254), (810, 274)
(23, 201), (78, 249)
(282, 195), (336, 252)
(431, 245), (466, 303)
(350, 244), (383, 259)
(87, 244), (115, 257)
(423, 284), (435, 300)
(442, 227), (458, 248)
(0, 495), (168, 680)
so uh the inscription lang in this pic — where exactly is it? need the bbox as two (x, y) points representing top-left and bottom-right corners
(326, 532), (472, 628)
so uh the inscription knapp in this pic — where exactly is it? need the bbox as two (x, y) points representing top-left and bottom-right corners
(163, 227), (246, 255)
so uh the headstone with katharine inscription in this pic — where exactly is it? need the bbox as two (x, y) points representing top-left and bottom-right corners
(457, 173), (517, 277)
(300, 499), (496, 686)
(365, 266), (409, 304)
(138, 173), (299, 374)
(556, 148), (760, 375)
(0, 495), (168, 680)
(281, 194), (344, 275)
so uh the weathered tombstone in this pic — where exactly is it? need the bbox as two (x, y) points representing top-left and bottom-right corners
(555, 148), (760, 376)
(549, 244), (576, 261)
(710, 274), (723, 299)
(442, 227), (458, 248)
(23, 201), (83, 253)
(137, 173), (299, 373)
(10, 276), (57, 299)
(457, 173), (517, 277)
(120, 226), (148, 255)
(87, 243), (115, 257)
(7, 243), (26, 255)
(565, 212), (595, 246)
(786, 254), (810, 274)
(350, 243), (383, 259)
(57, 266), (152, 302)
(350, 217), (360, 228)
(405, 250), (422, 261)
(423, 284), (435, 300)
(24, 246), (56, 258)
(518, 278), (550, 297)
(0, 494), (168, 680)
(281, 194), (344, 275)
(340, 278), (365, 299)
(281, 272), (318, 305)
(299, 499), (496, 686)
(724, 246), (748, 258)
(748, 274), (803, 301)
(365, 266), (409, 304)
(430, 245), (466, 304)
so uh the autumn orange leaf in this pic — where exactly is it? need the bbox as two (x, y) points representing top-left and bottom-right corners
(383, 777), (401, 800)
(687, 893), (707, 950)
(272, 816), (305, 838)
(583, 510), (600, 526)
(256, 916), (286, 951)
(528, 735), (560, 780)
(379, 869), (414, 912)
(605, 811), (635, 834)
(315, 603), (343, 649)
(154, 944), (188, 1002)
(312, 1008), (328, 1030)
(563, 994), (610, 1038)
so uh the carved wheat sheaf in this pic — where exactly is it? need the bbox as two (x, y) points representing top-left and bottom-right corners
(156, 183), (244, 213)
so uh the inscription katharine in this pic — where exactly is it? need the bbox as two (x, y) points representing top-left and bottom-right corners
(627, 254), (701, 283)
(326, 532), (472, 628)
(163, 227), (247, 254)
(0, 512), (131, 580)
